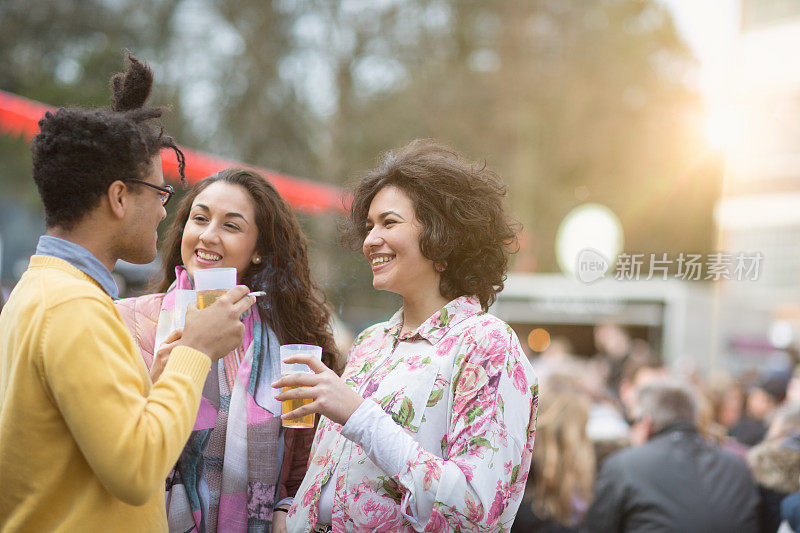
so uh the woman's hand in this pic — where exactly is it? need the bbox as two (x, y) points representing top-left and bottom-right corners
(150, 328), (182, 382)
(272, 354), (364, 426)
(272, 508), (287, 532)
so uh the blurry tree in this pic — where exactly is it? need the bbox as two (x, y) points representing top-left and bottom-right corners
(0, 0), (196, 203)
(0, 0), (722, 321)
(307, 0), (721, 273)
(0, 0), (190, 282)
(238, 0), (719, 322)
(162, 0), (316, 178)
(0, 0), (181, 107)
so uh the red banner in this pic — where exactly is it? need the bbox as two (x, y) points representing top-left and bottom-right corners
(0, 90), (344, 213)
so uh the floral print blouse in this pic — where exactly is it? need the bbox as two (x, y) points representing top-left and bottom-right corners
(286, 296), (538, 532)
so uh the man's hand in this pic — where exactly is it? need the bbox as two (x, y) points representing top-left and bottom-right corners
(179, 285), (255, 361)
(150, 328), (182, 382)
(272, 354), (364, 426)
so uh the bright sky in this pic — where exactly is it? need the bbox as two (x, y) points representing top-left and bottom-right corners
(659, 0), (740, 97)
(658, 0), (742, 148)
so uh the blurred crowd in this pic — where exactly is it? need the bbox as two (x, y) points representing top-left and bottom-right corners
(513, 324), (800, 533)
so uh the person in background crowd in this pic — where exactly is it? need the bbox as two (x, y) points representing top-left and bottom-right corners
(708, 375), (746, 433)
(747, 403), (800, 533)
(617, 355), (667, 422)
(781, 486), (800, 533)
(529, 335), (575, 382)
(733, 371), (791, 447)
(277, 139), (538, 531)
(513, 376), (594, 533)
(785, 366), (800, 406)
(693, 385), (727, 444)
(616, 356), (668, 447)
(592, 323), (632, 394)
(116, 168), (339, 532)
(586, 379), (759, 533)
(0, 53), (254, 531)
(695, 375), (749, 458)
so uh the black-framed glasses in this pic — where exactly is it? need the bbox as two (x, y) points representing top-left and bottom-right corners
(126, 179), (175, 206)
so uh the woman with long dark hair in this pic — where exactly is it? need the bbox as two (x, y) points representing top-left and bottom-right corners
(117, 167), (338, 532)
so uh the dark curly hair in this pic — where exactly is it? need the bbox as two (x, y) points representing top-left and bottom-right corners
(31, 52), (185, 230)
(343, 139), (520, 311)
(157, 168), (341, 374)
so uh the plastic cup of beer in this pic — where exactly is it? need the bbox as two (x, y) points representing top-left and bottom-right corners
(280, 344), (323, 428)
(193, 267), (237, 309)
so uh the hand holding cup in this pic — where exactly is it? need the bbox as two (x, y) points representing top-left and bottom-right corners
(179, 285), (255, 361)
(272, 346), (364, 427)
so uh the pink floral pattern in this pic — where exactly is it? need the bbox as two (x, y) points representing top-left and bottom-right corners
(287, 296), (538, 532)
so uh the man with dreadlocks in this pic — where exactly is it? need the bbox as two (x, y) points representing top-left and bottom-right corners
(0, 53), (256, 531)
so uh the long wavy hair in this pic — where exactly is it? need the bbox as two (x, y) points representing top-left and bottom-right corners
(528, 378), (595, 525)
(156, 167), (340, 373)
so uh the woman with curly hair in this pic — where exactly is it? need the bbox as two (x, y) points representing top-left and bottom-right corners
(275, 139), (538, 532)
(117, 168), (339, 533)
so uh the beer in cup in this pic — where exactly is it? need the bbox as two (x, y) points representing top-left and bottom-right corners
(193, 267), (236, 309)
(279, 344), (323, 428)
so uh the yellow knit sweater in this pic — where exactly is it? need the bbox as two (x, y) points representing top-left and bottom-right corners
(0, 256), (211, 532)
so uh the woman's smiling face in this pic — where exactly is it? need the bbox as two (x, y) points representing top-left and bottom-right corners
(362, 185), (439, 298)
(181, 181), (260, 283)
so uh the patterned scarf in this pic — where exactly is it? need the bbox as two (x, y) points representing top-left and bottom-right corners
(156, 268), (284, 532)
